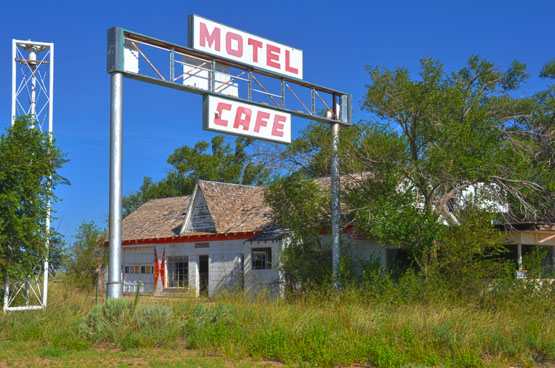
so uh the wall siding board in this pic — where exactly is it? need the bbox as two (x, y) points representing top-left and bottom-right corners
(183, 188), (216, 233)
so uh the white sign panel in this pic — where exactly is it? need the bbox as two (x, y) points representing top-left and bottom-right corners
(203, 95), (291, 144)
(182, 56), (238, 97)
(190, 15), (303, 79)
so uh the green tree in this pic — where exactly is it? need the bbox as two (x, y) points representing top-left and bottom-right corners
(514, 59), (555, 221)
(265, 174), (331, 286)
(66, 221), (106, 291)
(123, 136), (271, 216)
(267, 56), (553, 280)
(0, 116), (68, 282)
(353, 56), (549, 273)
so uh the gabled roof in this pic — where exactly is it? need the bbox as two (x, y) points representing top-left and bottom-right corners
(120, 180), (276, 243)
(120, 195), (193, 242)
(196, 180), (273, 234)
(119, 173), (373, 244)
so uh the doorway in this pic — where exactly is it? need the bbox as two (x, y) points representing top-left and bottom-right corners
(199, 255), (209, 295)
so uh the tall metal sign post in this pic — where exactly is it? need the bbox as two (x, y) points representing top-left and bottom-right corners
(4, 40), (54, 311)
(106, 15), (351, 298)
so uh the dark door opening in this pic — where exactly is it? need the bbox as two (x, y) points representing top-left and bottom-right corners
(199, 255), (209, 295)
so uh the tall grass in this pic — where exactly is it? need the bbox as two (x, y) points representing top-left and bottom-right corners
(0, 274), (553, 367)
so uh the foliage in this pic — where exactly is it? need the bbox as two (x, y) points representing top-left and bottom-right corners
(434, 209), (508, 294)
(0, 116), (68, 281)
(45, 233), (68, 277)
(267, 56), (554, 281)
(359, 56), (553, 223)
(66, 221), (106, 291)
(516, 58), (555, 220)
(123, 136), (271, 216)
(349, 173), (445, 276)
(522, 246), (551, 279)
(264, 173), (333, 286)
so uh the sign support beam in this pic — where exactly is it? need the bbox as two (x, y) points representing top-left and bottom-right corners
(107, 72), (124, 299)
(330, 113), (341, 286)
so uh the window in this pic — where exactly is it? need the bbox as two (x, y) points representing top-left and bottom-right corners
(195, 242), (209, 248)
(167, 256), (189, 288)
(124, 264), (153, 274)
(252, 248), (272, 270)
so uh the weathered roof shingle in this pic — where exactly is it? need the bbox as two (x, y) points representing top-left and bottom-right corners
(121, 195), (192, 242)
(120, 173), (373, 242)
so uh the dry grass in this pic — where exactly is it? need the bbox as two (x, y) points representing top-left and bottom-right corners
(0, 278), (554, 367)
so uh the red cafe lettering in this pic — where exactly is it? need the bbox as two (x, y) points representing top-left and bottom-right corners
(190, 15), (303, 79)
(204, 95), (291, 144)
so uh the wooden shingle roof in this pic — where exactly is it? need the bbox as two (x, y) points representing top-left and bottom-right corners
(198, 181), (273, 234)
(120, 181), (276, 242)
(120, 173), (372, 243)
(121, 195), (193, 242)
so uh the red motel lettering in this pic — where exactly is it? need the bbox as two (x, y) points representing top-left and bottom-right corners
(194, 16), (303, 79)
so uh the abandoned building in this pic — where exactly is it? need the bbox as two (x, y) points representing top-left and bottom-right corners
(113, 175), (555, 297)
(115, 174), (384, 297)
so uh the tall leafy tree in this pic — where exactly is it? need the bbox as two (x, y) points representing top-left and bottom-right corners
(66, 221), (106, 291)
(0, 116), (68, 282)
(513, 59), (555, 221)
(123, 136), (272, 216)
(265, 173), (331, 286)
(267, 56), (554, 278)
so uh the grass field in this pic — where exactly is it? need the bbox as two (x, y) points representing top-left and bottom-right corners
(0, 278), (554, 367)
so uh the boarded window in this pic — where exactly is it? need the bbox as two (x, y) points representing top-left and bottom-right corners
(167, 256), (189, 288)
(252, 248), (272, 270)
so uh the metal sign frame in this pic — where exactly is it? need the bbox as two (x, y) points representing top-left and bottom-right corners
(107, 26), (352, 126)
(106, 18), (351, 298)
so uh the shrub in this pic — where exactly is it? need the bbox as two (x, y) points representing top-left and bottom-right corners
(79, 298), (134, 344)
(79, 297), (176, 348)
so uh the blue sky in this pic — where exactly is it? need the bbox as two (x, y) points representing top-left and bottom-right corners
(1, 0), (554, 241)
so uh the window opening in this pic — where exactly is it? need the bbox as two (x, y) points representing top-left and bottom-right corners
(167, 256), (189, 288)
(252, 248), (272, 270)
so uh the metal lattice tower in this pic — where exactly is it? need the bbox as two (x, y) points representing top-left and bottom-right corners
(3, 40), (54, 311)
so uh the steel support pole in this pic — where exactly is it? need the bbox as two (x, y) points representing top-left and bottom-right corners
(29, 48), (37, 121)
(3, 281), (9, 312)
(248, 72), (252, 101)
(330, 121), (341, 286)
(107, 72), (123, 299)
(43, 43), (54, 308)
(11, 40), (16, 126)
(517, 243), (523, 271)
